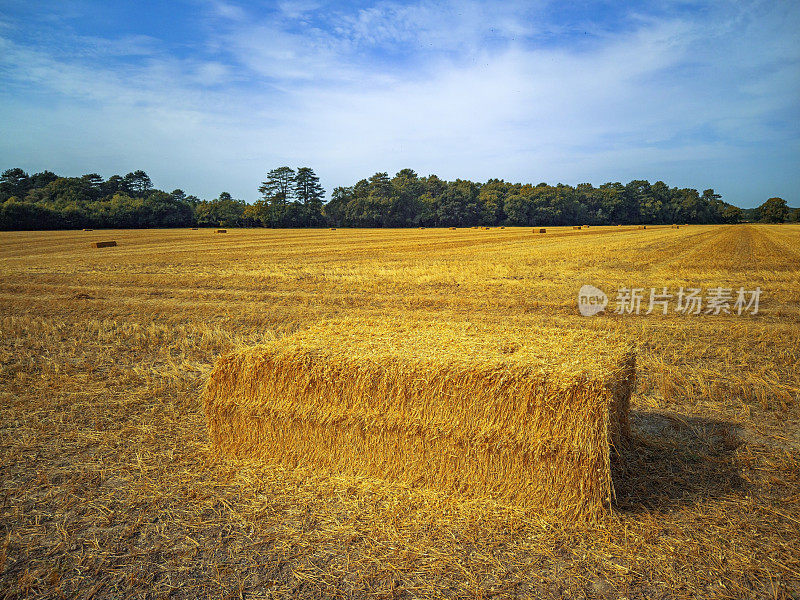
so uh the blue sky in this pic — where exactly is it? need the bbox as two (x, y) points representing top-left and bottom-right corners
(0, 0), (798, 207)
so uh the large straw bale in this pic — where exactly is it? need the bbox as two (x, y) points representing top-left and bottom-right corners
(90, 241), (117, 248)
(203, 319), (635, 521)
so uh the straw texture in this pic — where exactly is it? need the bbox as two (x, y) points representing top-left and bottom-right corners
(203, 319), (635, 521)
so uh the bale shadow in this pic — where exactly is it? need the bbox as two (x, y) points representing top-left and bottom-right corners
(612, 410), (745, 513)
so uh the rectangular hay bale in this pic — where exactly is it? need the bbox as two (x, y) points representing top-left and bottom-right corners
(90, 241), (117, 248)
(572, 225), (582, 230)
(203, 320), (635, 521)
(216, 229), (227, 233)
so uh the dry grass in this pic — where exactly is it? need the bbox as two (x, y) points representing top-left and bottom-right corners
(204, 319), (635, 522)
(0, 224), (798, 599)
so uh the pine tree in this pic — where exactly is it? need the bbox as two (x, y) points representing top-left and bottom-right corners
(258, 167), (296, 227)
(294, 167), (324, 206)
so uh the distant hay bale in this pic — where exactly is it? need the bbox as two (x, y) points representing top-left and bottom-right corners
(216, 229), (227, 233)
(500, 226), (506, 229)
(329, 228), (337, 231)
(583, 225), (589, 229)
(449, 227), (457, 230)
(671, 224), (679, 229)
(637, 225), (647, 230)
(82, 228), (93, 231)
(90, 241), (117, 248)
(572, 225), (582, 230)
(191, 227), (199, 230)
(203, 319), (635, 522)
(535, 228), (546, 233)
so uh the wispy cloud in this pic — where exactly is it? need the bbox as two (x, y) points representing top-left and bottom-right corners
(0, 0), (798, 206)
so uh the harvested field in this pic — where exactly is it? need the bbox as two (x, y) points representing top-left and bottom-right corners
(1, 224), (799, 599)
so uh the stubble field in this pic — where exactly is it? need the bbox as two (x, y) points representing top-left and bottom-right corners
(0, 224), (798, 599)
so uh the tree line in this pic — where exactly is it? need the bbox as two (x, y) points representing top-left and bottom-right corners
(1, 166), (797, 230)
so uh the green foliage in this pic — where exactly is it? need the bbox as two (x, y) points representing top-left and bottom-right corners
(123, 170), (153, 197)
(322, 187), (350, 227)
(144, 191), (195, 227)
(294, 167), (326, 226)
(314, 172), (755, 228)
(255, 166), (327, 227)
(0, 168), (195, 230)
(756, 197), (789, 223)
(0, 197), (61, 230)
(196, 192), (246, 227)
(0, 168), (30, 201)
(260, 167), (295, 203)
(722, 205), (743, 224)
(0, 164), (776, 230)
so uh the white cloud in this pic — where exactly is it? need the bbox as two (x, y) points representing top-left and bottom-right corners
(278, 1), (325, 20)
(0, 0), (798, 206)
(75, 34), (161, 58)
(209, 1), (247, 21)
